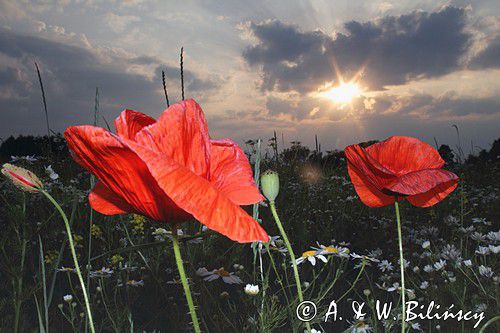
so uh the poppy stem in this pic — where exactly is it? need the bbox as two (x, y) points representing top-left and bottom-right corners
(171, 226), (201, 333)
(394, 201), (406, 333)
(41, 190), (95, 333)
(269, 201), (311, 333)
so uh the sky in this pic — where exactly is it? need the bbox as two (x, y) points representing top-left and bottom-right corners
(0, 0), (499, 152)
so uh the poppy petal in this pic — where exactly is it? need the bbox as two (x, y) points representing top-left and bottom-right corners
(135, 99), (211, 178)
(89, 181), (134, 215)
(126, 141), (269, 243)
(210, 139), (264, 205)
(65, 126), (188, 222)
(407, 179), (459, 207)
(347, 161), (395, 207)
(115, 109), (156, 140)
(344, 144), (396, 189)
(366, 136), (444, 175)
(385, 169), (459, 196)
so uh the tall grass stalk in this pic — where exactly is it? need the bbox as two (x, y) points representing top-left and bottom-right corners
(41, 190), (95, 333)
(180, 47), (185, 100)
(35, 62), (50, 137)
(13, 195), (27, 333)
(38, 236), (49, 332)
(162, 70), (170, 107)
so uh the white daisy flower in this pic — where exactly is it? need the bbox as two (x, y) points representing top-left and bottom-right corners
(313, 243), (350, 258)
(196, 267), (243, 284)
(478, 265), (493, 278)
(45, 165), (59, 180)
(423, 264), (434, 273)
(89, 267), (114, 278)
(295, 250), (327, 266)
(347, 318), (373, 332)
(350, 253), (380, 263)
(433, 259), (446, 271)
(378, 260), (394, 272)
(475, 246), (490, 255)
(244, 284), (259, 296)
(488, 245), (500, 254)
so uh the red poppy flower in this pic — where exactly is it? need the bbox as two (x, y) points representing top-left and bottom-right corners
(65, 99), (268, 243)
(344, 136), (459, 208)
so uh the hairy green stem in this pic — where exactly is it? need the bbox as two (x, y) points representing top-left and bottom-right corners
(41, 190), (95, 333)
(336, 260), (367, 303)
(479, 315), (499, 333)
(270, 201), (311, 333)
(171, 226), (201, 333)
(394, 201), (406, 333)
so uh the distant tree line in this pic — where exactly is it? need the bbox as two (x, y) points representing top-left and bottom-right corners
(1, 134), (498, 168)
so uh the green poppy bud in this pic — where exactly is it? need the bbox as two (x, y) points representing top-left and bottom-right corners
(261, 170), (279, 202)
(1, 163), (43, 193)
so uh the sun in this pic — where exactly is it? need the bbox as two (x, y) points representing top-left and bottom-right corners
(321, 82), (363, 104)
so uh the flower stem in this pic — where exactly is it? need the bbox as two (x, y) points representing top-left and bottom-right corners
(269, 201), (311, 333)
(171, 226), (201, 333)
(41, 190), (95, 333)
(394, 201), (406, 333)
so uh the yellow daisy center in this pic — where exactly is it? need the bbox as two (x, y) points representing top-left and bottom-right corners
(216, 268), (230, 277)
(323, 247), (339, 253)
(301, 250), (316, 258)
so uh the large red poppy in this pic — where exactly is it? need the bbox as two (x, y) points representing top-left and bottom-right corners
(344, 136), (459, 208)
(65, 99), (268, 243)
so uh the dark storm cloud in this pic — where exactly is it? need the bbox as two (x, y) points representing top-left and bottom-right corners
(243, 6), (473, 93)
(0, 29), (221, 137)
(383, 93), (500, 118)
(470, 35), (500, 69)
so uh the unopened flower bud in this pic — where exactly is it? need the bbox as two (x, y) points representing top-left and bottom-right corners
(244, 284), (260, 296)
(261, 170), (279, 202)
(1, 163), (43, 192)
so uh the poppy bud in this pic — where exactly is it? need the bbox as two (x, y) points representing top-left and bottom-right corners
(260, 170), (279, 202)
(1, 163), (43, 193)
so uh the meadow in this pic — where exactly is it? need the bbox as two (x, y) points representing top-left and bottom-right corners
(0, 132), (498, 332)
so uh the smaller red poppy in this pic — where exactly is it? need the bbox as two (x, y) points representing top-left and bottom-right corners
(344, 136), (459, 208)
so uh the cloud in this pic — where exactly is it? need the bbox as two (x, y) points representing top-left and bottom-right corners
(243, 6), (473, 92)
(373, 92), (500, 120)
(105, 13), (141, 33)
(0, 28), (221, 137)
(470, 35), (500, 69)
